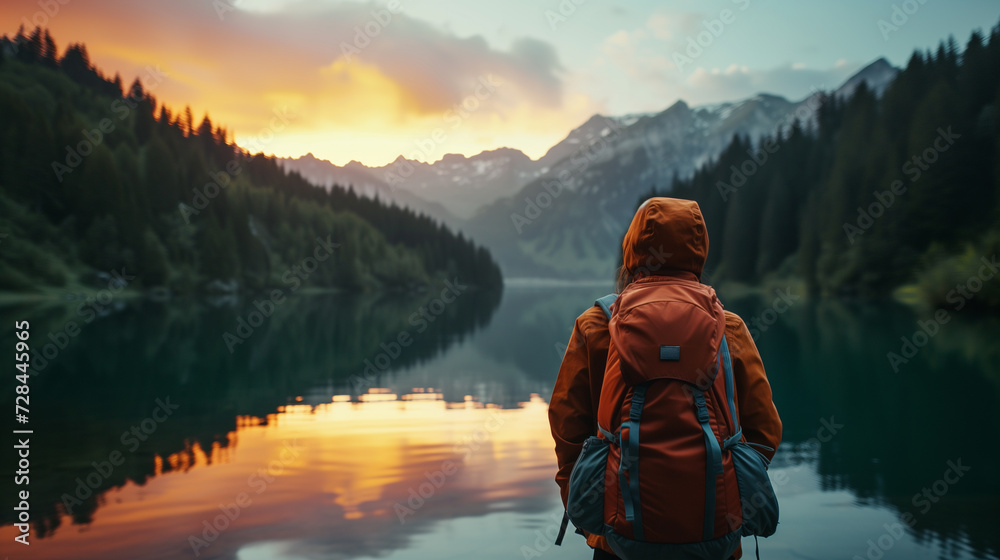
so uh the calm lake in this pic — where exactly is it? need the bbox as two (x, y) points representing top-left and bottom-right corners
(2, 282), (999, 560)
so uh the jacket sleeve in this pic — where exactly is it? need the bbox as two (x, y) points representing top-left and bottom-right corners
(549, 308), (617, 555)
(548, 308), (608, 507)
(549, 315), (594, 507)
(725, 311), (782, 462)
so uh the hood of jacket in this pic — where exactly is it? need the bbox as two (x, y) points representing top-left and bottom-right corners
(621, 197), (708, 281)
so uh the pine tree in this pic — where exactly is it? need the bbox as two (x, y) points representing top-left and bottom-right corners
(182, 106), (194, 137)
(41, 29), (57, 67)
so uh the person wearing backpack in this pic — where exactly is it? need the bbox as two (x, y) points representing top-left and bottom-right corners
(548, 197), (783, 560)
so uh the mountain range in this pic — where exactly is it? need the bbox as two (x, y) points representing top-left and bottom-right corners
(279, 58), (899, 280)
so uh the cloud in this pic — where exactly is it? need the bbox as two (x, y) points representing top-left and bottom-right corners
(0, 0), (577, 164)
(328, 8), (564, 113)
(0, 0), (869, 164)
(645, 11), (703, 43)
(592, 10), (863, 109)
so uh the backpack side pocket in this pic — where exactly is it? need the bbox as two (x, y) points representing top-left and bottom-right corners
(567, 435), (612, 536)
(730, 441), (779, 537)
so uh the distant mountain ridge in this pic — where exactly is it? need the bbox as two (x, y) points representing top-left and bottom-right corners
(278, 152), (461, 225)
(832, 57), (898, 99)
(464, 58), (901, 279)
(278, 115), (651, 223)
(279, 58), (900, 279)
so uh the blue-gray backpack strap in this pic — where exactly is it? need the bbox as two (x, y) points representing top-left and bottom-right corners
(595, 293), (618, 319)
(721, 335), (743, 447)
(554, 510), (570, 546)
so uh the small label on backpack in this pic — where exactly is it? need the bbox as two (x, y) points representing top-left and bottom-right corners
(659, 345), (680, 361)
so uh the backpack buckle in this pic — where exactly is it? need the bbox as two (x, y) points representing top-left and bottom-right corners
(692, 391), (710, 423)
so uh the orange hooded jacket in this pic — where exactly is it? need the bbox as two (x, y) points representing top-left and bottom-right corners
(548, 198), (782, 558)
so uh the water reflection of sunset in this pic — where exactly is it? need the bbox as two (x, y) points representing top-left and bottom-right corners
(1, 393), (560, 559)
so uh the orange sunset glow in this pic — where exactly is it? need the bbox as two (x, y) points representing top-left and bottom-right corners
(0, 396), (561, 559)
(0, 0), (600, 166)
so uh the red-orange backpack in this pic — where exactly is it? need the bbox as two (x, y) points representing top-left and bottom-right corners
(557, 277), (778, 559)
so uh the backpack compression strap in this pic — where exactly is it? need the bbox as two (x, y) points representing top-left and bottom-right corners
(554, 510), (570, 546)
(595, 293), (617, 319)
(721, 336), (743, 449)
(720, 335), (773, 455)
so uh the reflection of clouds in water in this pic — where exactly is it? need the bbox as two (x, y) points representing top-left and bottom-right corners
(0, 398), (562, 560)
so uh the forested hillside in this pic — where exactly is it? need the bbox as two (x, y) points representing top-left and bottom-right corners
(0, 27), (502, 293)
(668, 24), (1000, 309)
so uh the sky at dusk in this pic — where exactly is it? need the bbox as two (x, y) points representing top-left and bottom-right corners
(2, 0), (998, 165)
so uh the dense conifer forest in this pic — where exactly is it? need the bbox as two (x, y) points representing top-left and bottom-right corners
(666, 23), (1000, 309)
(0, 27), (503, 293)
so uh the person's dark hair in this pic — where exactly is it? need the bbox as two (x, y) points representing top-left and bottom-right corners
(615, 265), (633, 294)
